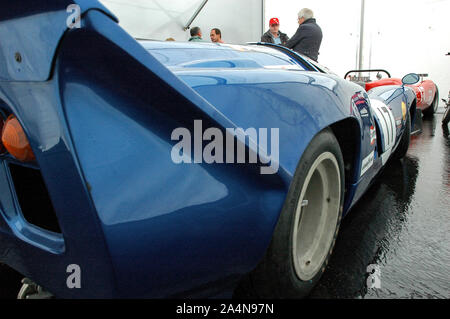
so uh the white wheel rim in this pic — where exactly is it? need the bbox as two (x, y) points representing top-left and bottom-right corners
(292, 152), (341, 281)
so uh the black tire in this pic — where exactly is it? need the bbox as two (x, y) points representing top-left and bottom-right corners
(240, 128), (345, 298)
(393, 109), (411, 160)
(423, 88), (439, 117)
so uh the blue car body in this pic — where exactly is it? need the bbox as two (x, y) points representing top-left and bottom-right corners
(0, 1), (416, 298)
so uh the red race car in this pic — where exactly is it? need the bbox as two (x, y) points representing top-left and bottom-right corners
(346, 69), (439, 116)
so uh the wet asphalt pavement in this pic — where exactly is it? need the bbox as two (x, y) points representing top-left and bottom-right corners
(0, 111), (449, 300)
(309, 110), (450, 299)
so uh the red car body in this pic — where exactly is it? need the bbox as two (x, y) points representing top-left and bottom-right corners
(366, 78), (438, 113)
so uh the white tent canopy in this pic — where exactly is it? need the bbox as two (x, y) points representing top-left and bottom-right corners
(100, 0), (263, 43)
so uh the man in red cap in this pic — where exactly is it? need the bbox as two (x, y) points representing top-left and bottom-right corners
(261, 18), (289, 45)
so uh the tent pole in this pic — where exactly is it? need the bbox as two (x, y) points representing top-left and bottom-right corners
(358, 0), (366, 71)
(183, 0), (209, 31)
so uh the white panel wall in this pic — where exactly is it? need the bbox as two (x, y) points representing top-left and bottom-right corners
(100, 0), (263, 44)
(265, 0), (450, 107)
(364, 0), (450, 107)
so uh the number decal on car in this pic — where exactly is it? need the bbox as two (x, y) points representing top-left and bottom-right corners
(370, 99), (397, 164)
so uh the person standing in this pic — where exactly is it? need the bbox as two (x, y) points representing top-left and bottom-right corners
(189, 27), (204, 42)
(210, 28), (224, 43)
(285, 9), (323, 62)
(261, 18), (289, 45)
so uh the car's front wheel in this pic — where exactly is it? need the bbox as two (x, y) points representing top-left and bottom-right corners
(239, 129), (345, 298)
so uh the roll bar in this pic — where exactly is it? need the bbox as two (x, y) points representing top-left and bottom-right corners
(344, 69), (391, 79)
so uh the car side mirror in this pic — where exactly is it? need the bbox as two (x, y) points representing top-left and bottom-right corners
(402, 73), (420, 86)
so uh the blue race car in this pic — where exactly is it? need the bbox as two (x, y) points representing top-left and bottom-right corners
(0, 1), (418, 298)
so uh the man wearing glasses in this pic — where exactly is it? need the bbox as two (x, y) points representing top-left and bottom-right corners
(285, 8), (323, 62)
(261, 18), (289, 46)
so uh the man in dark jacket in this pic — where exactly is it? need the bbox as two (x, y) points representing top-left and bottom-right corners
(285, 8), (322, 62)
(261, 18), (289, 46)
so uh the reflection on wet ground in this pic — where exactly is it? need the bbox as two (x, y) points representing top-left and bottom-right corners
(310, 112), (450, 299)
